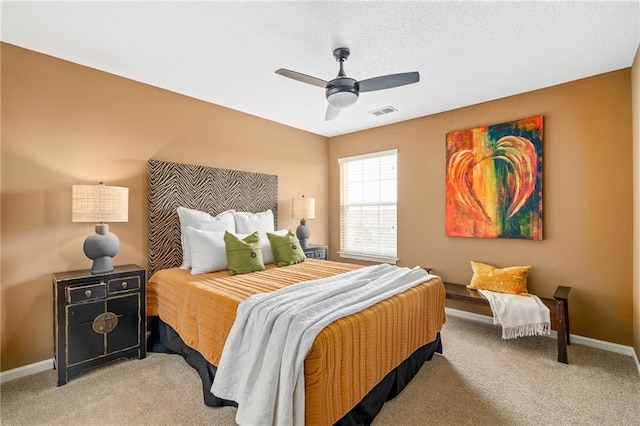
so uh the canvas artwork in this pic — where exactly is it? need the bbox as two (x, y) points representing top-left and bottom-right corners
(445, 115), (543, 240)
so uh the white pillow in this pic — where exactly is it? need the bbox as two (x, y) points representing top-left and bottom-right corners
(187, 229), (289, 274)
(233, 210), (275, 234)
(177, 207), (235, 269)
(186, 227), (227, 275)
(260, 229), (288, 264)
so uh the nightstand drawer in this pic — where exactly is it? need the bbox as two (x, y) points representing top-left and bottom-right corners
(108, 276), (140, 294)
(67, 283), (106, 303)
(303, 245), (328, 260)
(311, 248), (326, 259)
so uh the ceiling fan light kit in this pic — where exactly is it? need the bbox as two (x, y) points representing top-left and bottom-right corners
(327, 89), (358, 108)
(275, 47), (420, 121)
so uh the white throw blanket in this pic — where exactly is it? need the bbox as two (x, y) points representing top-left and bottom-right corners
(211, 264), (432, 426)
(477, 289), (551, 339)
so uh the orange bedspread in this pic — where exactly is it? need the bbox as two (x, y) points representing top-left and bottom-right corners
(147, 259), (446, 425)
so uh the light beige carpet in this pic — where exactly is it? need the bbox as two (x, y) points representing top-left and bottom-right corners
(2, 315), (639, 425)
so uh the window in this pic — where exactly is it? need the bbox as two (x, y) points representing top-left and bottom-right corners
(338, 149), (398, 264)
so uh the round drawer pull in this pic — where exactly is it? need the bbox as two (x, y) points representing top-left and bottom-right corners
(85, 290), (92, 298)
(121, 281), (128, 289)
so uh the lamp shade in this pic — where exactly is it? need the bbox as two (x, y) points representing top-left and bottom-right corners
(291, 196), (315, 220)
(72, 184), (128, 223)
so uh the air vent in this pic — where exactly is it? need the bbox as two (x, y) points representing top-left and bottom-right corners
(368, 106), (397, 116)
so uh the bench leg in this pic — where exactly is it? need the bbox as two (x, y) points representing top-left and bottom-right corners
(556, 300), (568, 364)
(564, 299), (571, 346)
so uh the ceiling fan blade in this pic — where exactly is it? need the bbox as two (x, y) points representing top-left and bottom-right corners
(325, 104), (340, 121)
(359, 71), (420, 92)
(275, 69), (327, 88)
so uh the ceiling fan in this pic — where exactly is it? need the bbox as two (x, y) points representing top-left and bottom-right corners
(275, 47), (420, 121)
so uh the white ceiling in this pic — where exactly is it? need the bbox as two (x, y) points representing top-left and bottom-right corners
(2, 1), (639, 137)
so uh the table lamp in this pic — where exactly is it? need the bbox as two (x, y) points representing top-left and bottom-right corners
(72, 182), (129, 274)
(291, 195), (315, 249)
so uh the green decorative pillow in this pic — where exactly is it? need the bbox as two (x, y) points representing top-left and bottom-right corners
(466, 261), (531, 295)
(266, 231), (306, 267)
(224, 231), (265, 275)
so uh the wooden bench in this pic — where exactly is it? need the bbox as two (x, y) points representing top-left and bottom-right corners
(442, 281), (571, 364)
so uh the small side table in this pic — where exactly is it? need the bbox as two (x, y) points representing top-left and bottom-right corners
(52, 264), (146, 385)
(303, 244), (328, 260)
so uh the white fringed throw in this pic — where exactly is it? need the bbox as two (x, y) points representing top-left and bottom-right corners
(478, 290), (551, 339)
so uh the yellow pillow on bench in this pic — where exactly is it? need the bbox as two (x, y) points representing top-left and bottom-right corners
(467, 261), (531, 295)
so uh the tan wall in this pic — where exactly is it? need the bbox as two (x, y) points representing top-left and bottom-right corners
(0, 43), (329, 371)
(1, 41), (636, 371)
(329, 70), (634, 346)
(632, 44), (640, 362)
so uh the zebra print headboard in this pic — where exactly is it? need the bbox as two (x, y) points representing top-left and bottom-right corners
(147, 160), (278, 276)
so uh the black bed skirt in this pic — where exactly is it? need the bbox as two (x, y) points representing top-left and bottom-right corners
(147, 316), (442, 425)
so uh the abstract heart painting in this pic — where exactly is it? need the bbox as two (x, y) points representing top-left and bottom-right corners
(445, 116), (543, 240)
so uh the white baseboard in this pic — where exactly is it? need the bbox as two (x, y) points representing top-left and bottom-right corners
(3, 312), (640, 382)
(445, 307), (640, 363)
(0, 358), (54, 384)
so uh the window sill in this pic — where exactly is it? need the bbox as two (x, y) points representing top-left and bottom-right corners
(338, 251), (398, 265)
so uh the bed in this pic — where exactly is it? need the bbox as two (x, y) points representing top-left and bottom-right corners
(145, 160), (446, 425)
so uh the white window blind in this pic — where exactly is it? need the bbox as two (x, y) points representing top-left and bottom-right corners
(338, 149), (398, 263)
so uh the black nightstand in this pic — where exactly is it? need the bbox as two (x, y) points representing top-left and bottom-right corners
(52, 264), (146, 385)
(303, 244), (328, 260)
